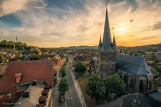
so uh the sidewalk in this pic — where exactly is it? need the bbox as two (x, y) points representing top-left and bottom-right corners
(70, 70), (87, 107)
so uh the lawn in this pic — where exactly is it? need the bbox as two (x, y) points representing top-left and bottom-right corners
(77, 72), (96, 107)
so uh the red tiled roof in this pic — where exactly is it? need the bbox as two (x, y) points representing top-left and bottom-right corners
(53, 54), (61, 63)
(0, 60), (54, 93)
(73, 53), (79, 58)
(85, 53), (92, 57)
(36, 104), (45, 107)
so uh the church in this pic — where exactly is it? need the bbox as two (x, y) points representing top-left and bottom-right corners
(97, 7), (155, 93)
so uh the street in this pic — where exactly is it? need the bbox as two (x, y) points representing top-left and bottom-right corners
(52, 59), (82, 107)
(65, 62), (82, 107)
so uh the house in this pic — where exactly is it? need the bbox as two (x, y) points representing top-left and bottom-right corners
(5, 53), (16, 59)
(156, 55), (161, 60)
(73, 55), (85, 62)
(14, 80), (52, 107)
(0, 64), (8, 77)
(0, 60), (54, 93)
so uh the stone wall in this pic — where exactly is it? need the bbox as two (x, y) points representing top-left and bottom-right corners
(99, 50), (116, 76)
(117, 70), (154, 93)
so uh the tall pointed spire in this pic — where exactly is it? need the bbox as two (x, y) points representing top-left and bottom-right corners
(113, 33), (116, 50)
(101, 5), (113, 50)
(98, 35), (102, 50)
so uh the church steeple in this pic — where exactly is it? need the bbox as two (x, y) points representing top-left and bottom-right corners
(98, 5), (116, 77)
(98, 35), (102, 50)
(113, 33), (116, 50)
(101, 6), (113, 50)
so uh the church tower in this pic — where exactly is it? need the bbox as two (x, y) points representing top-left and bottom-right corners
(98, 7), (116, 77)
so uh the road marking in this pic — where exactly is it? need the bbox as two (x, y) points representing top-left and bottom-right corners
(67, 97), (73, 100)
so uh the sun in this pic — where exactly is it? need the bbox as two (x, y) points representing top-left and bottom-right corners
(115, 23), (128, 35)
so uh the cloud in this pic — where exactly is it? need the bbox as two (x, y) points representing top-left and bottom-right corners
(153, 22), (161, 30)
(0, 0), (48, 17)
(0, 0), (161, 47)
(0, 0), (29, 17)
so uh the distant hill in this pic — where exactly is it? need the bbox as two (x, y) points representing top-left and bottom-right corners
(58, 45), (97, 50)
(57, 43), (161, 51)
(135, 43), (161, 49)
(126, 43), (161, 51)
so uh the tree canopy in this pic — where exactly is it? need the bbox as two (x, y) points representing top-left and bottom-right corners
(29, 54), (39, 60)
(0, 55), (2, 63)
(85, 74), (126, 102)
(0, 40), (29, 50)
(58, 77), (69, 95)
(157, 65), (161, 75)
(60, 66), (66, 77)
(74, 61), (87, 75)
(104, 74), (126, 97)
(85, 74), (106, 103)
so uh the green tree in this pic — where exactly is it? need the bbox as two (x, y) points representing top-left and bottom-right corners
(74, 61), (87, 75)
(29, 55), (39, 60)
(58, 77), (69, 95)
(104, 74), (126, 98)
(0, 40), (29, 50)
(157, 65), (161, 75)
(60, 66), (66, 77)
(66, 57), (68, 62)
(85, 74), (106, 103)
(0, 55), (2, 63)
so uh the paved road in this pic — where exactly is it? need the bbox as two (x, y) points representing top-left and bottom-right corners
(65, 62), (82, 107)
(52, 61), (81, 107)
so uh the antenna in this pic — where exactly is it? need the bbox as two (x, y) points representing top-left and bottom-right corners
(16, 35), (18, 43)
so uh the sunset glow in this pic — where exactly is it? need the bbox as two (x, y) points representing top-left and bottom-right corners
(115, 22), (129, 36)
(0, 0), (161, 47)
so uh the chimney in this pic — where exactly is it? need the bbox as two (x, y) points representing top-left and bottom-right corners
(15, 73), (22, 84)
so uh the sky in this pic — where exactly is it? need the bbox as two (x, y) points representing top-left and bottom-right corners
(0, 0), (161, 47)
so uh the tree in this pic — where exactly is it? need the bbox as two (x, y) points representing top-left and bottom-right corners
(85, 74), (106, 103)
(29, 55), (39, 60)
(0, 55), (2, 63)
(60, 66), (66, 77)
(11, 56), (19, 61)
(157, 65), (161, 75)
(0, 40), (29, 50)
(74, 61), (87, 75)
(88, 69), (92, 75)
(104, 74), (126, 98)
(58, 77), (69, 95)
(66, 57), (68, 62)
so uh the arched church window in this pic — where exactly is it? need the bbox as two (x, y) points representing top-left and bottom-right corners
(139, 80), (144, 93)
(149, 80), (152, 91)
